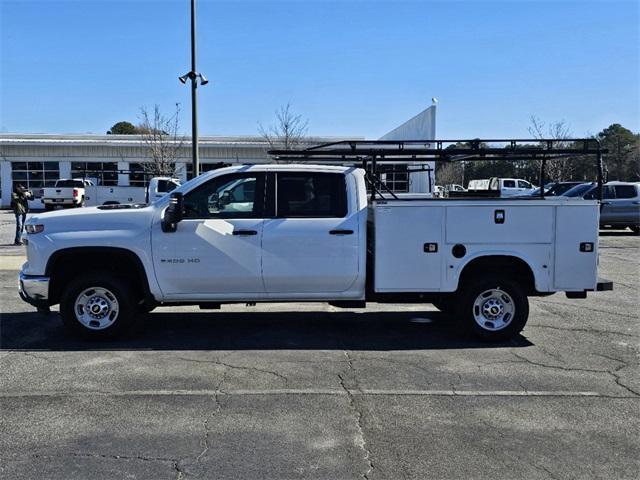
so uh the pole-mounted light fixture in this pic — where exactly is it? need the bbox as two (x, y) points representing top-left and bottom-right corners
(179, 0), (208, 178)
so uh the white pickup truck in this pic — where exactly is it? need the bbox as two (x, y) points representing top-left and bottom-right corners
(19, 161), (612, 341)
(41, 179), (94, 209)
(41, 177), (180, 209)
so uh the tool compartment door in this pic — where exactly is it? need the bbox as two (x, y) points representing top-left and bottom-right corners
(553, 204), (599, 291)
(374, 205), (444, 291)
(445, 205), (553, 244)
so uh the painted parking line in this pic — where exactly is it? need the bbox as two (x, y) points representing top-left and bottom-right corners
(0, 389), (607, 398)
(0, 256), (26, 271)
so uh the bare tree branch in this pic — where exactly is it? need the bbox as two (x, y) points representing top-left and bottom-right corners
(138, 104), (185, 178)
(528, 115), (574, 181)
(259, 103), (309, 153)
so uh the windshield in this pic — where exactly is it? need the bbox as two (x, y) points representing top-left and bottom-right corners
(562, 183), (595, 197)
(56, 180), (85, 188)
(548, 183), (580, 196)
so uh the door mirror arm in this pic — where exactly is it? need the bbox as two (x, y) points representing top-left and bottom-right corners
(162, 192), (184, 232)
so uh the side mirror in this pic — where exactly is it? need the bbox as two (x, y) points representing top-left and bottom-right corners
(162, 192), (184, 232)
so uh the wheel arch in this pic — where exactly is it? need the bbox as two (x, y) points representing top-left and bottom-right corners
(456, 254), (538, 295)
(46, 246), (152, 306)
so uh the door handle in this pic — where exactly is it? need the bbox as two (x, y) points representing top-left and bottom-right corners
(329, 229), (354, 235)
(232, 230), (258, 236)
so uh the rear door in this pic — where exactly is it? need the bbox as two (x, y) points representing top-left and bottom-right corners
(586, 186), (615, 224)
(501, 179), (518, 196)
(608, 185), (640, 225)
(261, 171), (359, 294)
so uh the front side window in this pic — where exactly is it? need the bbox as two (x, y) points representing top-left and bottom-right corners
(183, 173), (264, 219)
(518, 180), (531, 188)
(277, 172), (347, 218)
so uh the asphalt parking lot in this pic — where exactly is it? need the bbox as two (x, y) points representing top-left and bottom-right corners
(0, 210), (638, 479)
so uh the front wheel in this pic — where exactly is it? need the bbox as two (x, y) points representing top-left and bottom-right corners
(456, 276), (529, 341)
(60, 273), (137, 339)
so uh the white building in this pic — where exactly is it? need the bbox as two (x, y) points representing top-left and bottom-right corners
(0, 105), (436, 208)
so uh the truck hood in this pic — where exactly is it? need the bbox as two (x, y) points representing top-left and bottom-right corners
(27, 205), (157, 234)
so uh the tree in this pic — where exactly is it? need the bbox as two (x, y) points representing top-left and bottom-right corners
(137, 104), (185, 178)
(597, 124), (639, 181)
(527, 116), (576, 182)
(258, 103), (309, 151)
(108, 121), (139, 135)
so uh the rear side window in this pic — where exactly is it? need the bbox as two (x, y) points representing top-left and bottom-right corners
(277, 173), (347, 218)
(614, 185), (638, 199)
(585, 186), (614, 200)
(156, 180), (179, 193)
(503, 180), (516, 188)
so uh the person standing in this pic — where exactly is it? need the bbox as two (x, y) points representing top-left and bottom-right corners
(11, 184), (32, 246)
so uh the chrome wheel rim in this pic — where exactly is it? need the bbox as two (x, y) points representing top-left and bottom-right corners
(74, 287), (119, 330)
(472, 288), (515, 331)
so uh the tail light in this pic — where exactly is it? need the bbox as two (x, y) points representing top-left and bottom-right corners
(73, 189), (78, 198)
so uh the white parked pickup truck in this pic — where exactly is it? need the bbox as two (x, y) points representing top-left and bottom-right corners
(42, 177), (180, 209)
(41, 178), (94, 209)
(19, 161), (612, 341)
(84, 177), (180, 206)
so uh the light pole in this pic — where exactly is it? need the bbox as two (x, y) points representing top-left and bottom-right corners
(179, 0), (208, 178)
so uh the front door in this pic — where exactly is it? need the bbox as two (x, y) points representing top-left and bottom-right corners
(262, 172), (359, 294)
(152, 172), (266, 296)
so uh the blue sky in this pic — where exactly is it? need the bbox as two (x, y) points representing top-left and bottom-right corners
(1, 0), (638, 138)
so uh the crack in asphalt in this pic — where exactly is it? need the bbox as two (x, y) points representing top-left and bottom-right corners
(511, 352), (640, 397)
(338, 351), (375, 480)
(175, 356), (289, 385)
(30, 452), (187, 478)
(476, 415), (562, 479)
(533, 298), (639, 320)
(196, 369), (226, 463)
(527, 323), (639, 338)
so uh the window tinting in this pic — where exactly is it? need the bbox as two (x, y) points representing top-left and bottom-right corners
(503, 180), (516, 188)
(183, 173), (264, 219)
(277, 173), (347, 218)
(614, 185), (638, 199)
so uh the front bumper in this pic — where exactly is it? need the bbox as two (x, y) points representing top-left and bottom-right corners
(19, 271), (50, 309)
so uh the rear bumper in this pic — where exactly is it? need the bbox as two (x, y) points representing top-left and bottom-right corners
(565, 277), (613, 299)
(596, 277), (613, 291)
(18, 271), (50, 309)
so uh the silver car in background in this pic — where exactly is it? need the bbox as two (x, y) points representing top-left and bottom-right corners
(563, 181), (640, 233)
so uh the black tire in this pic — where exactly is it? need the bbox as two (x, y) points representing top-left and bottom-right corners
(630, 225), (640, 235)
(455, 275), (529, 341)
(60, 273), (137, 339)
(44, 204), (53, 211)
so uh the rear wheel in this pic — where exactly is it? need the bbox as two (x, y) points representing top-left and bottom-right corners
(456, 276), (529, 341)
(60, 273), (137, 339)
